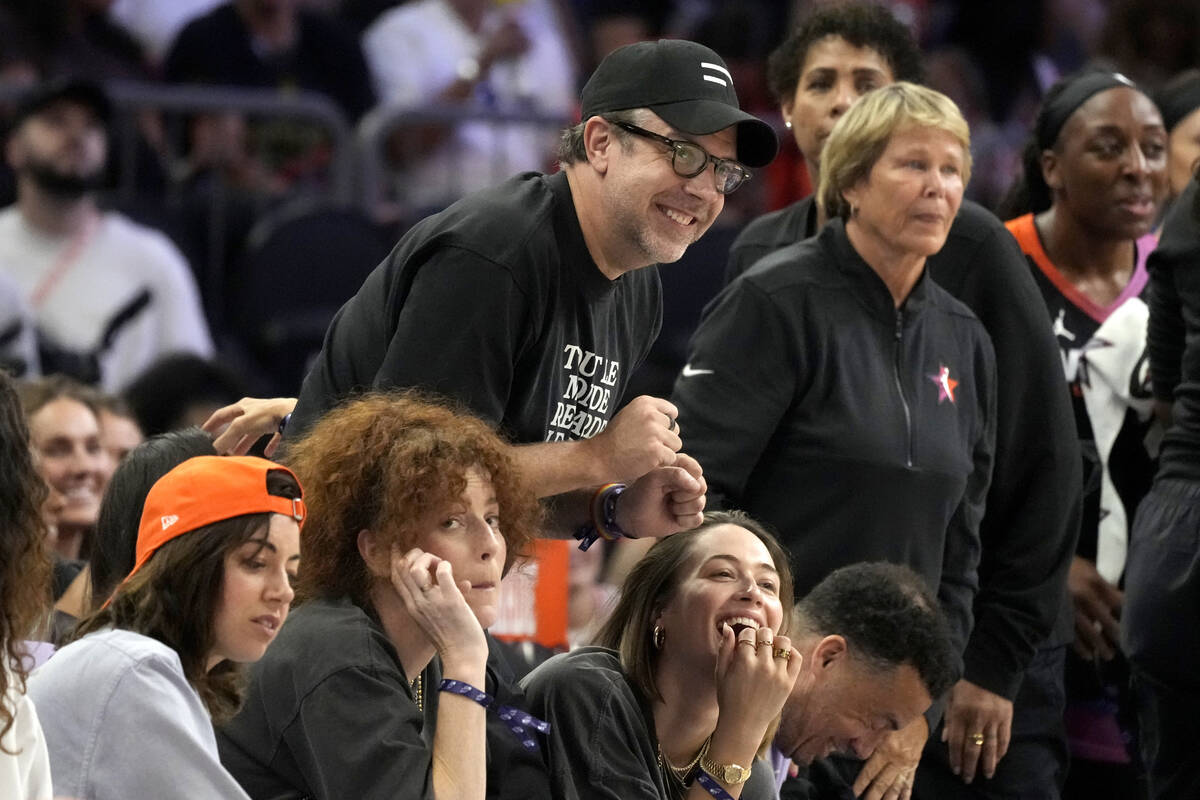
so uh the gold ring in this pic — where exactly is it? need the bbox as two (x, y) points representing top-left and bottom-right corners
(756, 639), (772, 649)
(970, 733), (985, 746)
(735, 638), (757, 649)
(773, 648), (791, 661)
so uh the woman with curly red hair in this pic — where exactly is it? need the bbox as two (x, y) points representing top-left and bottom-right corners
(0, 369), (52, 799)
(219, 391), (550, 800)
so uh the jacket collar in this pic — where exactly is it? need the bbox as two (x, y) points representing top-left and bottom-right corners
(820, 217), (932, 322)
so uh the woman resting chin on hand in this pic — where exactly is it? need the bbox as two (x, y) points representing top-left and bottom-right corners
(522, 511), (801, 800)
(219, 392), (550, 800)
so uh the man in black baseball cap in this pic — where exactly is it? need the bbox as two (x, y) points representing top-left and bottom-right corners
(275, 41), (780, 639)
(9, 78), (112, 134)
(580, 38), (778, 169)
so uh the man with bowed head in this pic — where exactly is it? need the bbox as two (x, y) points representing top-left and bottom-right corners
(775, 563), (959, 794)
(220, 39), (779, 542)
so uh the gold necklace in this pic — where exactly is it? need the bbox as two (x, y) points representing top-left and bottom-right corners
(657, 735), (710, 785)
(412, 672), (424, 712)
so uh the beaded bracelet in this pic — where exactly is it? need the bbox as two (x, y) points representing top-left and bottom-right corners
(438, 679), (551, 751)
(574, 482), (628, 551)
(594, 482), (631, 539)
(695, 771), (737, 800)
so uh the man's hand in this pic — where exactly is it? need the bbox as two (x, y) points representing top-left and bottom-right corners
(202, 397), (298, 457)
(1068, 556), (1122, 661)
(941, 679), (1013, 783)
(582, 395), (682, 482)
(613, 453), (706, 538)
(852, 716), (928, 800)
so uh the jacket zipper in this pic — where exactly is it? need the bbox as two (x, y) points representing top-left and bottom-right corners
(893, 309), (913, 467)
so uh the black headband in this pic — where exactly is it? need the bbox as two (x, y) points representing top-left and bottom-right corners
(1155, 72), (1200, 133)
(1036, 71), (1137, 150)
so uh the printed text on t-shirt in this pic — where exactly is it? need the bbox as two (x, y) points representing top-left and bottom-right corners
(546, 344), (620, 440)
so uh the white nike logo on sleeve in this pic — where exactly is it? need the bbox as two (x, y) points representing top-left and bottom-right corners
(681, 364), (714, 377)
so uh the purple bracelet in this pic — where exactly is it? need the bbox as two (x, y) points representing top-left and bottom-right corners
(695, 771), (737, 800)
(437, 679), (550, 751)
(574, 483), (628, 551)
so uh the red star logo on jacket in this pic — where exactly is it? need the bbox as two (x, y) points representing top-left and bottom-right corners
(928, 364), (958, 404)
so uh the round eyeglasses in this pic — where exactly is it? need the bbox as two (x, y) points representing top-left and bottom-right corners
(613, 121), (751, 195)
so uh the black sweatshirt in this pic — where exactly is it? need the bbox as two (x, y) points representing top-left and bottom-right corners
(289, 171), (661, 443)
(1149, 177), (1200, 481)
(218, 597), (550, 800)
(721, 199), (1080, 699)
(675, 218), (996, 668)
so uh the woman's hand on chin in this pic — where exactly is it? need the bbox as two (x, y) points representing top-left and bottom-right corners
(713, 623), (803, 743)
(391, 546), (489, 675)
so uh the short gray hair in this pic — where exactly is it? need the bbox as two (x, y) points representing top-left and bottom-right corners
(557, 108), (650, 166)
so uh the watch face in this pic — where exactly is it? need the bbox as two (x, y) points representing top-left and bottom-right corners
(724, 765), (750, 783)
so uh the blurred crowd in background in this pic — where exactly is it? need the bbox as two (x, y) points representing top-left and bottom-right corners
(0, 0), (1196, 406)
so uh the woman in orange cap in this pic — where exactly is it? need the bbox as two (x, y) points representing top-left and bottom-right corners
(28, 454), (304, 800)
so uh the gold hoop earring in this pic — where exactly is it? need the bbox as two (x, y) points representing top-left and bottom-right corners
(653, 625), (665, 650)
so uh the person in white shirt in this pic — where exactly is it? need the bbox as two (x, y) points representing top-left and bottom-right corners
(363, 0), (578, 210)
(0, 78), (213, 392)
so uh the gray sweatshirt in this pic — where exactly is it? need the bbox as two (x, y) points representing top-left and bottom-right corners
(28, 628), (250, 800)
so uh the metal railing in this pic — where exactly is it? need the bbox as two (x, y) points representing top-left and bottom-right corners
(356, 103), (571, 216)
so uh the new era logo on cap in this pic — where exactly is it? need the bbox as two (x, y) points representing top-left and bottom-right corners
(161, 514), (179, 531)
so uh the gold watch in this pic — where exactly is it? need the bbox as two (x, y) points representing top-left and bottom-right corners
(699, 754), (752, 786)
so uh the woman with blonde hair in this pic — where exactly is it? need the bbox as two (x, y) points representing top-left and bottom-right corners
(673, 81), (996, 795)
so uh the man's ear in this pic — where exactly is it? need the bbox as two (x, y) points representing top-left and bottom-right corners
(583, 116), (617, 174)
(812, 634), (848, 671)
(1040, 148), (1062, 192)
(356, 528), (389, 578)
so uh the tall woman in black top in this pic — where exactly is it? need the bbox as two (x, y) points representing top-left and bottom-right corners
(721, 7), (1083, 799)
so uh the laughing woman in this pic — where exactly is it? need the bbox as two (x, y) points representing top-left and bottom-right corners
(218, 392), (549, 800)
(521, 511), (801, 800)
(28, 455), (304, 800)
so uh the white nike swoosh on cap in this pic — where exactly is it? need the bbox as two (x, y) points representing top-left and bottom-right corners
(681, 364), (714, 377)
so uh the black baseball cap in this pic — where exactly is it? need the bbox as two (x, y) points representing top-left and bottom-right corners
(10, 78), (112, 131)
(580, 39), (778, 168)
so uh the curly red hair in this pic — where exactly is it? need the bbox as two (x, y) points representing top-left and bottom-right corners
(284, 392), (541, 606)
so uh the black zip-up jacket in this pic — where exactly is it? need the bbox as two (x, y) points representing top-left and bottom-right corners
(673, 218), (996, 666)
(725, 197), (1079, 700)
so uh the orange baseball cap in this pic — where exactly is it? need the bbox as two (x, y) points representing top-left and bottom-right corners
(129, 455), (306, 581)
